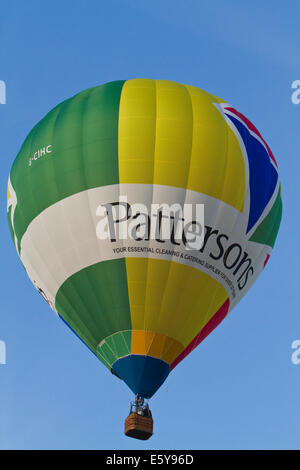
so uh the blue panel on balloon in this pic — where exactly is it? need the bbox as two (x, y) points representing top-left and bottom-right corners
(112, 355), (170, 399)
(226, 114), (278, 233)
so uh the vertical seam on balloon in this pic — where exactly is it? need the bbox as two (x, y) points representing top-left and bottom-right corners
(90, 82), (128, 340)
(81, 87), (118, 339)
(196, 95), (233, 324)
(80, 89), (110, 335)
(103, 339), (119, 363)
(172, 85), (217, 347)
(152, 82), (194, 356)
(143, 79), (157, 357)
(117, 80), (134, 345)
(66, 88), (112, 340)
(110, 334), (121, 359)
(120, 330), (131, 355)
(176, 86), (223, 350)
(173, 91), (231, 361)
(96, 348), (113, 370)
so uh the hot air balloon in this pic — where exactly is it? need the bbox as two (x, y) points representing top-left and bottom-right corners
(7, 79), (282, 440)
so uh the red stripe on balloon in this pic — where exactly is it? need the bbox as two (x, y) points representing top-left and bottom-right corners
(224, 106), (278, 168)
(170, 298), (230, 370)
(264, 253), (270, 267)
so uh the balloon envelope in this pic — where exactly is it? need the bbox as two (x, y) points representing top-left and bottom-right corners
(7, 79), (282, 398)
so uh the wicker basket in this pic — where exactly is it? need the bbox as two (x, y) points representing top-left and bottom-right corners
(125, 412), (153, 440)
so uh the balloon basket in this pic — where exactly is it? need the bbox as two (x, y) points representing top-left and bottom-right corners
(125, 412), (153, 440)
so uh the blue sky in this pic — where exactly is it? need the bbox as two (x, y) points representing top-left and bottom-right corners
(0, 0), (299, 450)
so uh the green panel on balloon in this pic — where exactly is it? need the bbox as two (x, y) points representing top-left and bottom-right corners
(9, 80), (125, 254)
(55, 259), (132, 353)
(96, 341), (117, 368)
(97, 331), (132, 368)
(249, 187), (282, 248)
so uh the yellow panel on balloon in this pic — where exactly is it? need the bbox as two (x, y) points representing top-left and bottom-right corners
(151, 261), (227, 346)
(118, 78), (156, 184)
(184, 85), (245, 212)
(126, 258), (228, 348)
(118, 79), (245, 212)
(131, 330), (155, 355)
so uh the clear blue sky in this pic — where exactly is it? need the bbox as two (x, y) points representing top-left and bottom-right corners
(0, 0), (299, 450)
